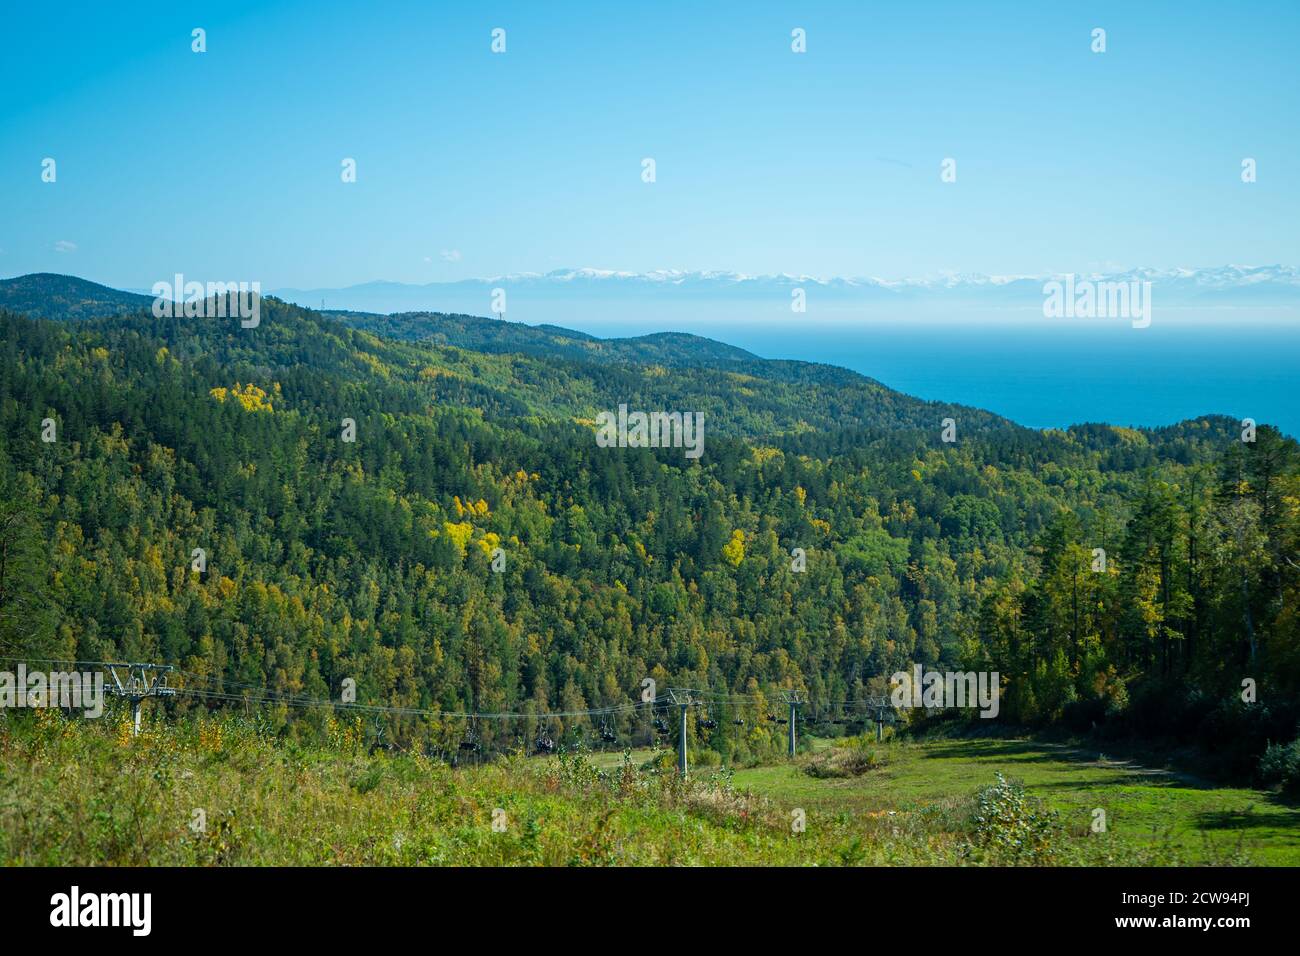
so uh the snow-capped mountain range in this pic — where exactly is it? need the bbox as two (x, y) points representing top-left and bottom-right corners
(273, 265), (1300, 317)
(425, 264), (1300, 290)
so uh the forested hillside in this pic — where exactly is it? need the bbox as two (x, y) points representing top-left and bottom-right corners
(0, 274), (1008, 437)
(0, 273), (153, 322)
(0, 279), (1297, 783)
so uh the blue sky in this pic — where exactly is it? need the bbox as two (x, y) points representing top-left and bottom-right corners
(2, 0), (1297, 289)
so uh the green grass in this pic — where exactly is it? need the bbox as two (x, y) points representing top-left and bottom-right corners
(3, 708), (1296, 866)
(733, 737), (1300, 865)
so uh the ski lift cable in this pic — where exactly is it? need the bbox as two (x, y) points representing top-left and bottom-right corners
(0, 655), (895, 721)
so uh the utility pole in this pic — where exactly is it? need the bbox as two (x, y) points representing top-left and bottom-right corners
(105, 663), (176, 736)
(667, 688), (696, 779)
(781, 690), (804, 758)
(859, 695), (889, 742)
(679, 698), (689, 777)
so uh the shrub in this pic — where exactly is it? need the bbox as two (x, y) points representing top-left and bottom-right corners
(803, 741), (889, 778)
(1199, 698), (1294, 779)
(966, 772), (1062, 864)
(1258, 739), (1300, 798)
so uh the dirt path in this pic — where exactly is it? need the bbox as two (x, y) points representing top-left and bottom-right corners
(1035, 739), (1219, 790)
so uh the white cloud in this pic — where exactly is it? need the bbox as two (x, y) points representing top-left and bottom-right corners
(53, 240), (77, 253)
(439, 249), (461, 262)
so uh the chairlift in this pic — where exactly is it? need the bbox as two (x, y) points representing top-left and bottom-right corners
(459, 719), (480, 752)
(369, 721), (393, 755)
(534, 717), (556, 754)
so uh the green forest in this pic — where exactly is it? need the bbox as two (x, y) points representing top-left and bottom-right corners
(1, 275), (1298, 792)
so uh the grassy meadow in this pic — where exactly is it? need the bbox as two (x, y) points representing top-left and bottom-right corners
(3, 705), (1296, 867)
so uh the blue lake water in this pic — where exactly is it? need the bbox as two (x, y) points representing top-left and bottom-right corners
(571, 318), (1300, 438)
(717, 324), (1299, 437)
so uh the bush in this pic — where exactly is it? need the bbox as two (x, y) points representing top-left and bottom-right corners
(1198, 698), (1294, 779)
(966, 772), (1062, 864)
(803, 740), (889, 779)
(1122, 680), (1201, 739)
(1258, 739), (1300, 798)
(1060, 696), (1108, 734)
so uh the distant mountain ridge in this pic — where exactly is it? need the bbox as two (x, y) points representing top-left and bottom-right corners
(0, 273), (764, 369)
(0, 272), (1014, 438)
(270, 264), (1300, 316)
(0, 273), (154, 321)
(6, 267), (1296, 328)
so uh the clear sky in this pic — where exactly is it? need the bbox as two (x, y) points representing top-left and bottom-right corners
(2, 0), (1297, 289)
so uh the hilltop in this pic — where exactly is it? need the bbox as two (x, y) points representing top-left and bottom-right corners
(0, 273), (153, 321)
(0, 272), (1010, 438)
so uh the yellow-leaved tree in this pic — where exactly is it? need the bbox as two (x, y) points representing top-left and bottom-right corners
(722, 529), (745, 567)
